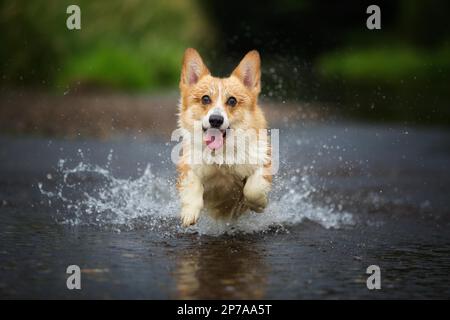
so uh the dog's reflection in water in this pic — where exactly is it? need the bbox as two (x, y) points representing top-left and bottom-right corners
(172, 238), (268, 299)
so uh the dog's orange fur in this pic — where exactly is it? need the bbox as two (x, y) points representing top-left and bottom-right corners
(177, 48), (271, 226)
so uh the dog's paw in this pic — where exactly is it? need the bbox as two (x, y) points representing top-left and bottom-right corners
(180, 208), (199, 227)
(244, 193), (268, 213)
(243, 174), (269, 212)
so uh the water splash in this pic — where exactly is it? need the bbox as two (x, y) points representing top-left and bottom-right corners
(39, 150), (353, 235)
(191, 173), (353, 235)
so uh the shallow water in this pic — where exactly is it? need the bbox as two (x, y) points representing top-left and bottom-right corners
(1, 121), (450, 299)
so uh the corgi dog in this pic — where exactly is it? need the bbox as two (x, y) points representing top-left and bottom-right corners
(177, 48), (272, 227)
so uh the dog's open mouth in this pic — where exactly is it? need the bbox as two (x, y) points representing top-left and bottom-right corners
(203, 128), (227, 150)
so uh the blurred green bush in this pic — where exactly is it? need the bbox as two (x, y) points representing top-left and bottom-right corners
(0, 0), (213, 91)
(58, 42), (185, 90)
(1, 0), (450, 125)
(318, 46), (450, 81)
(316, 45), (450, 124)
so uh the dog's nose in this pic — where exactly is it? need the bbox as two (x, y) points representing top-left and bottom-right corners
(209, 114), (224, 128)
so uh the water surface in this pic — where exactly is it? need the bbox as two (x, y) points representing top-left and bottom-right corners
(1, 122), (450, 299)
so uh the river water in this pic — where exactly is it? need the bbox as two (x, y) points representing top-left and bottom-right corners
(1, 121), (449, 298)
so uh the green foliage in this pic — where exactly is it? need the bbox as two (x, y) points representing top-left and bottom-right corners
(316, 45), (450, 125)
(318, 46), (450, 81)
(58, 42), (185, 90)
(0, 0), (212, 91)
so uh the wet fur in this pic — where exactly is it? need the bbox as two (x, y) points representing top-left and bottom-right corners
(177, 48), (271, 227)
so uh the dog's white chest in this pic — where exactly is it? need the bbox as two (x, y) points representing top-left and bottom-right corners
(193, 164), (256, 219)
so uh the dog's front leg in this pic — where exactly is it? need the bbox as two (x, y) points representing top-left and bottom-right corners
(179, 170), (204, 227)
(243, 168), (271, 213)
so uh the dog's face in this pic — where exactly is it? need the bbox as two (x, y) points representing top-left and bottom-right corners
(179, 48), (264, 150)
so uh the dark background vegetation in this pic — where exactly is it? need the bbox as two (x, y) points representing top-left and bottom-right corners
(1, 0), (449, 126)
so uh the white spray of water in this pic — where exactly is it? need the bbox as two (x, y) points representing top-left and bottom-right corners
(38, 149), (353, 236)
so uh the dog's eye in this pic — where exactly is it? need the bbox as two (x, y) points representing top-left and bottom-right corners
(201, 95), (211, 105)
(227, 96), (237, 107)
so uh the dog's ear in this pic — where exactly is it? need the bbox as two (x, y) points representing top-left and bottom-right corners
(180, 48), (210, 88)
(231, 50), (261, 94)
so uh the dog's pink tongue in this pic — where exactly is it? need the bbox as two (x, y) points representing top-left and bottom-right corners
(204, 129), (223, 150)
